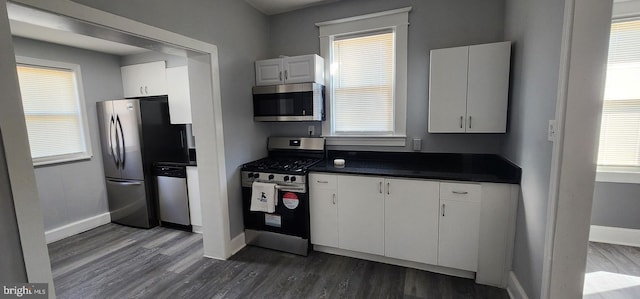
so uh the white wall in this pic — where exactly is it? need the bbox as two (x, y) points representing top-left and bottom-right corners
(267, 0), (508, 154)
(502, 0), (566, 298)
(71, 0), (272, 238)
(11, 37), (122, 232)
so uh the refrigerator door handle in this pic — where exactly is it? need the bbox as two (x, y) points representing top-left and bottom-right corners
(116, 115), (126, 169)
(109, 115), (119, 167)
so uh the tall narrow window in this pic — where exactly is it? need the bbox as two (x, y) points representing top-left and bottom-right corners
(332, 31), (395, 134)
(16, 57), (91, 166)
(317, 7), (410, 146)
(597, 19), (640, 171)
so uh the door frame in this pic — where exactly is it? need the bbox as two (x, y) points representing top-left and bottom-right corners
(541, 0), (613, 298)
(2, 0), (234, 292)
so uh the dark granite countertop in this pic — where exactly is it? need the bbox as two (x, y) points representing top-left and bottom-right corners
(309, 151), (521, 184)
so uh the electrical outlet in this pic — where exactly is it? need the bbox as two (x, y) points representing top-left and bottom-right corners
(412, 138), (422, 151)
(548, 120), (557, 142)
(308, 125), (315, 136)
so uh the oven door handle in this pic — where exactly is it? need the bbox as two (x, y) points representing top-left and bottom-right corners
(274, 184), (306, 192)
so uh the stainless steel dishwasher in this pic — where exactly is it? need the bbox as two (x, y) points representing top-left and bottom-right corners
(154, 164), (191, 230)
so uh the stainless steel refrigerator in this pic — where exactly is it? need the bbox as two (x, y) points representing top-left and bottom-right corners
(97, 97), (186, 228)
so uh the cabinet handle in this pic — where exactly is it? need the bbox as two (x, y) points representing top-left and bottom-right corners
(469, 116), (472, 128)
(279, 71), (283, 81)
(452, 191), (469, 195)
(442, 203), (446, 217)
(460, 116), (463, 129)
(379, 182), (383, 194)
(333, 193), (336, 205)
(140, 86), (143, 94)
(285, 70), (288, 80)
(317, 180), (329, 183)
(387, 182), (390, 195)
(145, 86), (148, 94)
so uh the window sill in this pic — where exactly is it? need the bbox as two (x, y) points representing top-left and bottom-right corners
(34, 153), (92, 167)
(322, 135), (407, 147)
(596, 168), (640, 184)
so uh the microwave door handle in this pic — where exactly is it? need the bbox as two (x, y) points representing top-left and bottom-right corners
(116, 115), (125, 168)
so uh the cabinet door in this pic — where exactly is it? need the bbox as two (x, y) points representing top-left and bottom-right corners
(337, 175), (385, 256)
(428, 46), (469, 133)
(121, 61), (167, 97)
(167, 66), (192, 124)
(309, 173), (338, 247)
(438, 183), (481, 271)
(186, 166), (202, 227)
(384, 178), (439, 264)
(283, 55), (320, 84)
(255, 58), (284, 86)
(466, 42), (510, 133)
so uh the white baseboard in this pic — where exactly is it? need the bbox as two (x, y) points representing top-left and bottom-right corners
(191, 225), (203, 234)
(507, 271), (529, 299)
(589, 225), (640, 247)
(229, 232), (246, 256)
(45, 212), (111, 244)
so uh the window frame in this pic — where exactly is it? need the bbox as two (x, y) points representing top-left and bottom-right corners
(15, 56), (93, 167)
(316, 7), (411, 147)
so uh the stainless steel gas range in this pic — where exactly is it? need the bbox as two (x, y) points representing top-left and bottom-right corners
(240, 137), (325, 256)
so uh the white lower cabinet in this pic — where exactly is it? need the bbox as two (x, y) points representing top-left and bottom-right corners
(308, 172), (518, 288)
(384, 178), (439, 264)
(437, 182), (481, 271)
(309, 173), (338, 247)
(186, 166), (202, 228)
(337, 175), (385, 256)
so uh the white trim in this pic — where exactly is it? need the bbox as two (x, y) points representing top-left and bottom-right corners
(313, 245), (476, 280)
(318, 8), (410, 145)
(229, 232), (246, 256)
(45, 212), (110, 244)
(315, 7), (412, 27)
(596, 170), (640, 184)
(613, 0), (640, 19)
(589, 225), (640, 247)
(324, 136), (406, 146)
(15, 55), (93, 167)
(191, 225), (202, 234)
(507, 271), (530, 299)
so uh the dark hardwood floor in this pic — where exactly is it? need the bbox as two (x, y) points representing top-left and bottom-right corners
(49, 223), (508, 299)
(584, 242), (640, 299)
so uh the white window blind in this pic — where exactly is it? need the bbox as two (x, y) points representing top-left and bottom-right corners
(332, 31), (395, 134)
(598, 19), (640, 169)
(16, 60), (91, 166)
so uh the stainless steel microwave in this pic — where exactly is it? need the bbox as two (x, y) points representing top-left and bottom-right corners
(252, 83), (325, 121)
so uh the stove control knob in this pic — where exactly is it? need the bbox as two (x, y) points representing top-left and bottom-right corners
(254, 173), (260, 179)
(247, 173), (254, 178)
(290, 176), (297, 182)
(268, 174), (275, 180)
(283, 176), (290, 181)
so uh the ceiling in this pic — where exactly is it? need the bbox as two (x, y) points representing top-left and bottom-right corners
(245, 0), (339, 15)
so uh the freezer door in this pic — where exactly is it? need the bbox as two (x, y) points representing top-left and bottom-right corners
(106, 179), (153, 228)
(113, 100), (145, 180)
(96, 101), (120, 178)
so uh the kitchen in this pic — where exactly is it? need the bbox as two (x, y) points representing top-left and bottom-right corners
(0, 0), (617, 299)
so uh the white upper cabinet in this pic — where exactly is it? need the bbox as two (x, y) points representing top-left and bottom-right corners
(428, 41), (511, 133)
(255, 54), (324, 86)
(121, 61), (167, 98)
(166, 66), (192, 124)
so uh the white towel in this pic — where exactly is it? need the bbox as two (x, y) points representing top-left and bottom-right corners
(250, 181), (277, 213)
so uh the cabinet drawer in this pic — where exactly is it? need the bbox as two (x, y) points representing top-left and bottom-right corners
(440, 182), (481, 202)
(309, 173), (337, 189)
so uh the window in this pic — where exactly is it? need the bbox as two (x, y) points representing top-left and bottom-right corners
(16, 57), (92, 166)
(317, 7), (410, 146)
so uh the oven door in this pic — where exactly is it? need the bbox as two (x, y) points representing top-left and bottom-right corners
(241, 184), (310, 239)
(252, 83), (324, 121)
